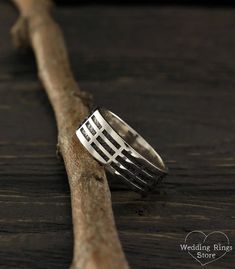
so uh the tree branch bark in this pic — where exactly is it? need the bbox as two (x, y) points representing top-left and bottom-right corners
(11, 1), (129, 269)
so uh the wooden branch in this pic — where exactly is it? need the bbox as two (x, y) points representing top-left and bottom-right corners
(11, 1), (129, 269)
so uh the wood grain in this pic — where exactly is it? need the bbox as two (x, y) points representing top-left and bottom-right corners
(0, 3), (235, 269)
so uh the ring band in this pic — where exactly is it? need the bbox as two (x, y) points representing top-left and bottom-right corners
(76, 108), (168, 193)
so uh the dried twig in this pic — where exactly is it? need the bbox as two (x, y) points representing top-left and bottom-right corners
(11, 1), (129, 269)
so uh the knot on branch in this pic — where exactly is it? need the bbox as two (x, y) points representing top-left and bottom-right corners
(11, 17), (30, 50)
(72, 90), (93, 110)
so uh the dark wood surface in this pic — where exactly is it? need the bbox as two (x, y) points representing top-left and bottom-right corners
(0, 3), (235, 268)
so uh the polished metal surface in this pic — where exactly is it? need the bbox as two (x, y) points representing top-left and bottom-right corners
(76, 108), (168, 193)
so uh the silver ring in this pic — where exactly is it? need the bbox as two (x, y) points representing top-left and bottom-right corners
(76, 108), (168, 193)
